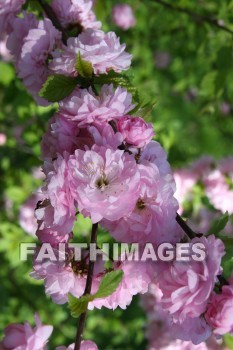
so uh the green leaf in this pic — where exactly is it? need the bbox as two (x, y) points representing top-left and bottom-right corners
(75, 53), (93, 78)
(68, 270), (123, 318)
(135, 101), (157, 119)
(93, 71), (139, 101)
(208, 212), (229, 235)
(68, 294), (90, 318)
(95, 270), (124, 299)
(224, 334), (233, 350)
(39, 75), (77, 102)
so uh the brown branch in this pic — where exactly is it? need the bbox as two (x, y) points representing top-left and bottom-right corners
(74, 223), (98, 350)
(150, 0), (233, 35)
(176, 213), (196, 240)
(37, 0), (69, 44)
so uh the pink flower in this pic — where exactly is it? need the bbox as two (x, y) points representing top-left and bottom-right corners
(6, 12), (38, 62)
(50, 29), (132, 76)
(19, 192), (43, 236)
(204, 169), (233, 214)
(18, 19), (62, 105)
(56, 340), (98, 350)
(117, 116), (154, 148)
(88, 123), (123, 150)
(191, 156), (215, 178)
(59, 85), (135, 127)
(205, 284), (233, 335)
(41, 114), (93, 160)
(158, 235), (225, 322)
(139, 140), (173, 178)
(31, 252), (89, 304)
(37, 154), (76, 236)
(0, 133), (7, 146)
(0, 0), (25, 33)
(171, 316), (212, 345)
(92, 259), (154, 310)
(101, 162), (179, 245)
(174, 169), (198, 214)
(0, 36), (12, 62)
(68, 146), (140, 223)
(0, 314), (53, 350)
(51, 0), (101, 30)
(112, 4), (136, 30)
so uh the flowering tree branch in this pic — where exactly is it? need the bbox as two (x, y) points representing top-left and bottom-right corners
(150, 0), (233, 36)
(74, 223), (99, 350)
(176, 213), (196, 240)
(37, 0), (69, 44)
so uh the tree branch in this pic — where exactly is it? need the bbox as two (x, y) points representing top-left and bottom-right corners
(74, 223), (99, 350)
(37, 0), (69, 44)
(150, 0), (233, 36)
(176, 213), (196, 240)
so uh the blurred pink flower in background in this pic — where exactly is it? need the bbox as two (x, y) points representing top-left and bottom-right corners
(19, 192), (43, 236)
(0, 314), (53, 350)
(154, 51), (171, 69)
(112, 4), (136, 30)
(0, 133), (7, 146)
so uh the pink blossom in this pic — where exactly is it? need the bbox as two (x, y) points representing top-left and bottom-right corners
(0, 314), (53, 350)
(32, 244), (152, 310)
(204, 169), (233, 214)
(117, 115), (154, 148)
(56, 340), (98, 350)
(112, 4), (136, 30)
(171, 316), (212, 345)
(68, 146), (140, 223)
(0, 36), (12, 61)
(205, 285), (233, 335)
(0, 0), (25, 33)
(139, 141), (173, 178)
(101, 162), (180, 245)
(36, 154), (76, 236)
(174, 169), (198, 214)
(51, 0), (101, 30)
(19, 192), (43, 236)
(18, 19), (62, 105)
(41, 114), (93, 160)
(88, 123), (123, 150)
(59, 85), (135, 127)
(50, 29), (132, 76)
(92, 259), (154, 310)
(0, 133), (7, 146)
(158, 235), (225, 322)
(31, 252), (89, 304)
(6, 12), (38, 62)
(191, 156), (215, 178)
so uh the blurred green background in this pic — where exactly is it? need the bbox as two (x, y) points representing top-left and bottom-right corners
(0, 0), (233, 348)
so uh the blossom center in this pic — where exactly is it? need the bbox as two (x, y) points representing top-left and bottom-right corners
(96, 175), (109, 191)
(136, 198), (146, 210)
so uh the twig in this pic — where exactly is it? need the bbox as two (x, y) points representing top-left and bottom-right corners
(150, 0), (233, 36)
(176, 213), (196, 240)
(74, 223), (99, 350)
(37, 0), (69, 44)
